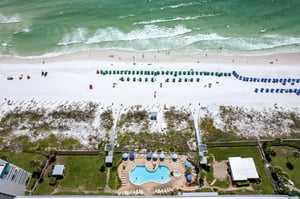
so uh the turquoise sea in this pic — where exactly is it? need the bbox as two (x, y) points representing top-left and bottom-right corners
(0, 0), (300, 57)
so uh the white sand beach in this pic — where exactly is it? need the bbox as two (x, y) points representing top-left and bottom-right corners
(1, 51), (300, 108)
(0, 51), (300, 146)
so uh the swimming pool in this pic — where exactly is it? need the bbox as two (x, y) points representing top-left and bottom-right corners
(129, 165), (171, 185)
(173, 170), (181, 177)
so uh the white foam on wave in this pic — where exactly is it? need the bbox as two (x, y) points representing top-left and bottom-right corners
(0, 14), (22, 24)
(85, 25), (191, 44)
(57, 28), (88, 46)
(133, 14), (217, 25)
(1, 41), (12, 47)
(224, 34), (300, 51)
(14, 27), (31, 35)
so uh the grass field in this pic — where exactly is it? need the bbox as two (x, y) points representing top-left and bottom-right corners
(0, 152), (47, 172)
(271, 146), (300, 188)
(209, 146), (274, 194)
(35, 155), (109, 195)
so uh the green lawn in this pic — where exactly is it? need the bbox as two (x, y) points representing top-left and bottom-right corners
(214, 180), (230, 188)
(0, 152), (47, 173)
(108, 153), (122, 190)
(59, 155), (107, 190)
(209, 146), (273, 194)
(271, 146), (300, 188)
(36, 155), (107, 195)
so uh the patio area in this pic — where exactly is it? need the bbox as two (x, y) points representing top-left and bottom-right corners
(117, 153), (198, 196)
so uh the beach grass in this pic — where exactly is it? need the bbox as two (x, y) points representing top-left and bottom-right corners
(116, 129), (194, 152)
(209, 146), (274, 194)
(271, 146), (300, 188)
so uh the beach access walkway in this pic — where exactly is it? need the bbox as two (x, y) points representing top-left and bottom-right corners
(189, 104), (206, 159)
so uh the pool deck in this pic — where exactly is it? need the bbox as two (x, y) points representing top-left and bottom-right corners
(117, 153), (198, 196)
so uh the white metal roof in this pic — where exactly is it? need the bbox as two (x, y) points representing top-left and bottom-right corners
(52, 165), (65, 176)
(228, 157), (259, 181)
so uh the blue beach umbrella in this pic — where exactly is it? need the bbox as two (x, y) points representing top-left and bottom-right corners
(130, 152), (135, 160)
(160, 153), (165, 161)
(185, 161), (191, 167)
(186, 174), (192, 182)
(146, 152), (152, 160)
(122, 153), (128, 160)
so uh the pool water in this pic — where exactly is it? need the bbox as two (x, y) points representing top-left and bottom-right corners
(174, 170), (181, 177)
(130, 165), (171, 185)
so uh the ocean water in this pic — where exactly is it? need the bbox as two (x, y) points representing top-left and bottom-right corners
(0, 0), (300, 57)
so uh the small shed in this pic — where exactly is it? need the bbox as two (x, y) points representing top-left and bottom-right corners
(150, 112), (157, 120)
(105, 155), (113, 167)
(52, 165), (65, 178)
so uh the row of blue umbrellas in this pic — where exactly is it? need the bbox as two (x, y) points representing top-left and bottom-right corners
(233, 70), (300, 86)
(122, 152), (179, 161)
(98, 69), (231, 77)
(254, 88), (300, 96)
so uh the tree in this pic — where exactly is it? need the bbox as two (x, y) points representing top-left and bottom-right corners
(292, 151), (300, 160)
(273, 137), (282, 145)
(29, 159), (42, 173)
(273, 166), (283, 176)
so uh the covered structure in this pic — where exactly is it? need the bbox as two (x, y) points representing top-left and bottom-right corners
(52, 165), (65, 178)
(0, 159), (31, 197)
(228, 157), (259, 181)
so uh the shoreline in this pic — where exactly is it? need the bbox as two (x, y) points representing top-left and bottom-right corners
(1, 50), (300, 66)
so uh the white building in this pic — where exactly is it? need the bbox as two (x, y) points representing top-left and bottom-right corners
(0, 159), (31, 198)
(228, 157), (259, 181)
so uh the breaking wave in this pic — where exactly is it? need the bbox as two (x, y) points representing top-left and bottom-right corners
(133, 14), (217, 25)
(14, 27), (31, 35)
(57, 28), (88, 45)
(85, 25), (191, 44)
(0, 14), (22, 24)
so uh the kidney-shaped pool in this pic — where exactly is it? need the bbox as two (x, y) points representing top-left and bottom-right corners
(129, 165), (171, 185)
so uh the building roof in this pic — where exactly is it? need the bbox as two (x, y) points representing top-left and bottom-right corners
(15, 195), (292, 199)
(52, 165), (65, 176)
(228, 157), (259, 181)
(105, 155), (113, 163)
(0, 159), (31, 196)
